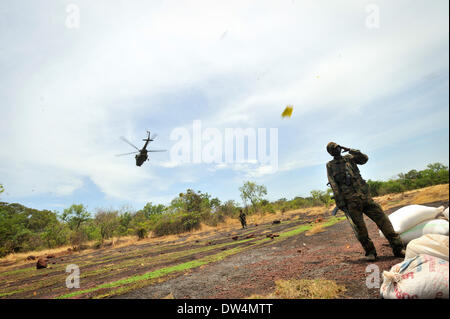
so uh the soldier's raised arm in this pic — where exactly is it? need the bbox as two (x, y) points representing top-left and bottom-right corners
(347, 149), (368, 165)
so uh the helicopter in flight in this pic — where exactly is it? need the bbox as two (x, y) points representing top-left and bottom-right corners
(117, 131), (166, 166)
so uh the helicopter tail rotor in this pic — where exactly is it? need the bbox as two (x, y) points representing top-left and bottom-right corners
(143, 132), (157, 142)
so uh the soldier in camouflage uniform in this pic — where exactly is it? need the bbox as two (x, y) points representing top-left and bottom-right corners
(239, 209), (247, 229)
(326, 142), (405, 261)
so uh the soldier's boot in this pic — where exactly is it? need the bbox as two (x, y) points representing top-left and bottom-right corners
(384, 231), (405, 258)
(394, 249), (406, 258)
(359, 236), (377, 262)
(393, 248), (406, 258)
(365, 253), (377, 262)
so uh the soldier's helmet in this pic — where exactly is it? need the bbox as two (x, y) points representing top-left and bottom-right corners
(326, 142), (341, 156)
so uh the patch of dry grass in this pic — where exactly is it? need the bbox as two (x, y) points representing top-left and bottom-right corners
(237, 205), (331, 226)
(0, 244), (89, 271)
(375, 184), (448, 211)
(249, 278), (346, 299)
(305, 224), (325, 236)
(162, 292), (174, 299)
(0, 236), (138, 271)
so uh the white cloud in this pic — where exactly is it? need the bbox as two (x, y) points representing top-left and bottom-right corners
(0, 0), (448, 206)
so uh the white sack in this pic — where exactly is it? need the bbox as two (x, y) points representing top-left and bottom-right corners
(400, 219), (449, 244)
(405, 234), (449, 261)
(380, 205), (444, 238)
(380, 254), (449, 299)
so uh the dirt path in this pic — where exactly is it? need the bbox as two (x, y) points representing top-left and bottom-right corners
(117, 200), (448, 299)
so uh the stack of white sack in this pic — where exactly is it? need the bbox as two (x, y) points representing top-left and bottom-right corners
(405, 234), (449, 261)
(379, 205), (448, 244)
(380, 254), (449, 299)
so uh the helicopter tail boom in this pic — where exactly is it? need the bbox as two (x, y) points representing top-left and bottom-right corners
(143, 130), (153, 142)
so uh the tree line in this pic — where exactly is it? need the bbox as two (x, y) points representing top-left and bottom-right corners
(0, 162), (447, 257)
(366, 163), (449, 196)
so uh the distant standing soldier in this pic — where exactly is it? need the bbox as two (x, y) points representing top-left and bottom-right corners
(326, 142), (405, 261)
(239, 209), (247, 229)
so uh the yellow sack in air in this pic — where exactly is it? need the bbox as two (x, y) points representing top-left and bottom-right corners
(282, 105), (293, 118)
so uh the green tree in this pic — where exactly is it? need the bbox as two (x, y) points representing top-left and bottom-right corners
(310, 189), (334, 207)
(61, 204), (90, 231)
(367, 180), (383, 197)
(427, 163), (448, 173)
(41, 221), (69, 248)
(94, 210), (119, 242)
(218, 200), (238, 217)
(239, 181), (267, 213)
(62, 204), (91, 247)
(210, 197), (221, 212)
(181, 189), (203, 212)
(0, 208), (31, 256)
(140, 202), (166, 218)
(28, 209), (58, 233)
(172, 189), (212, 219)
(118, 212), (132, 236)
(129, 210), (153, 240)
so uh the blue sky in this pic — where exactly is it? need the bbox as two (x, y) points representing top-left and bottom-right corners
(0, 0), (448, 213)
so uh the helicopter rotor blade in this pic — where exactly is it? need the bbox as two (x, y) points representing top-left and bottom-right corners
(150, 133), (158, 140)
(115, 151), (140, 156)
(148, 149), (166, 152)
(119, 136), (140, 151)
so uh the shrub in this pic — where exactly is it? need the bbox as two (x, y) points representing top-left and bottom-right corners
(153, 211), (202, 237)
(136, 226), (148, 240)
(203, 212), (225, 227)
(262, 203), (276, 214)
(70, 229), (88, 247)
(217, 200), (239, 217)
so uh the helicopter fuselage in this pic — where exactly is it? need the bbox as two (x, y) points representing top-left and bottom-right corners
(134, 137), (152, 166)
(135, 151), (148, 166)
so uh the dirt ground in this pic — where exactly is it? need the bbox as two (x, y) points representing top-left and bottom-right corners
(117, 200), (449, 299)
(0, 199), (447, 299)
